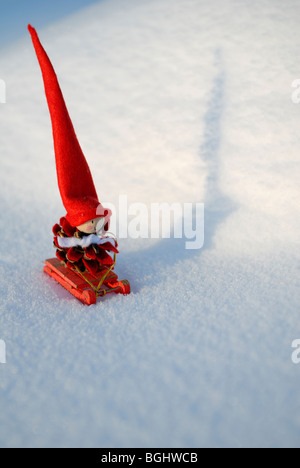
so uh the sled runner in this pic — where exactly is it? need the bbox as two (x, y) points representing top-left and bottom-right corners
(44, 255), (130, 306)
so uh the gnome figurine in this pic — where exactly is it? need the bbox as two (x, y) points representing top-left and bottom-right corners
(28, 25), (130, 303)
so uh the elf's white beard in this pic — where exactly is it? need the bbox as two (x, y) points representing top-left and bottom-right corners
(56, 234), (117, 250)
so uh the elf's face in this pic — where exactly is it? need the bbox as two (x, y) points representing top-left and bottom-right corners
(76, 216), (105, 234)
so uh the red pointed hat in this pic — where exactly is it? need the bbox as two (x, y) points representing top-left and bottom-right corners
(28, 25), (107, 227)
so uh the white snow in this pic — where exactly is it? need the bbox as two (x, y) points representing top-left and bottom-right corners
(0, 0), (300, 448)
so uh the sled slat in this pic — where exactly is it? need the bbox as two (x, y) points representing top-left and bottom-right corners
(44, 258), (129, 305)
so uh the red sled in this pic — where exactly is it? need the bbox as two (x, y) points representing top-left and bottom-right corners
(44, 255), (130, 305)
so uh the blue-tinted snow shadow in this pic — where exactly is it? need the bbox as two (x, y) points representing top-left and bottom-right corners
(31, 49), (236, 301)
(120, 49), (237, 292)
(200, 48), (237, 252)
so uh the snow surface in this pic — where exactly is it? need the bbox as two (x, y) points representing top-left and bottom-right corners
(0, 0), (300, 448)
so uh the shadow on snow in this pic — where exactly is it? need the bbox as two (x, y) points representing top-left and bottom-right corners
(120, 49), (237, 292)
